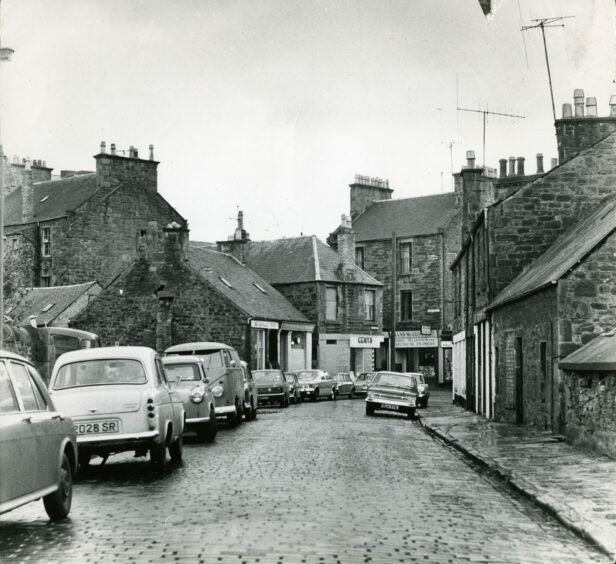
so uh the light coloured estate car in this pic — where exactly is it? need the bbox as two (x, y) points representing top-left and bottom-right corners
(0, 350), (77, 521)
(365, 371), (418, 419)
(49, 347), (185, 470)
(165, 342), (245, 427)
(163, 356), (217, 442)
(296, 369), (336, 401)
(240, 361), (258, 420)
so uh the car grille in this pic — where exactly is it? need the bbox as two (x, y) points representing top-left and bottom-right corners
(259, 386), (283, 393)
(372, 392), (412, 401)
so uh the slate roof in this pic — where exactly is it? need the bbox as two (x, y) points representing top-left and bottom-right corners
(353, 192), (457, 242)
(189, 247), (311, 323)
(5, 174), (98, 225)
(559, 331), (616, 371)
(488, 197), (616, 310)
(242, 236), (382, 286)
(7, 281), (101, 326)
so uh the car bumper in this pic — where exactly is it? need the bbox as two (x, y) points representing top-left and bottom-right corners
(186, 416), (211, 425)
(366, 397), (416, 413)
(258, 393), (285, 402)
(215, 405), (237, 415)
(77, 429), (159, 448)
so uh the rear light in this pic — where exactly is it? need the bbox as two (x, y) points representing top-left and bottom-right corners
(212, 385), (224, 398)
(147, 397), (157, 428)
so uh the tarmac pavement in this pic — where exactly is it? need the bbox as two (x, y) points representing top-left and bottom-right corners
(420, 388), (616, 562)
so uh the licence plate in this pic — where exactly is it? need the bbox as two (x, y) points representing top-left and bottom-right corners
(381, 403), (398, 410)
(74, 420), (119, 435)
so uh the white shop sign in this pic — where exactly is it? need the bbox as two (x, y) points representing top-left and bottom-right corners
(250, 320), (279, 330)
(395, 330), (438, 348)
(350, 335), (384, 348)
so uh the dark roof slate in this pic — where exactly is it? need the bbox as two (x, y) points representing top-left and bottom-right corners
(488, 197), (616, 310)
(5, 174), (98, 225)
(559, 331), (616, 371)
(189, 247), (311, 323)
(8, 281), (101, 326)
(242, 236), (381, 286)
(354, 192), (457, 241)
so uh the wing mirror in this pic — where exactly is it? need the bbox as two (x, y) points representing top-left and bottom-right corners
(203, 378), (209, 384)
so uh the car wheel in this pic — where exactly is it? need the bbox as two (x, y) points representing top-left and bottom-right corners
(150, 441), (167, 470)
(365, 402), (375, 416)
(424, 398), (429, 408)
(313, 389), (319, 401)
(200, 407), (218, 442)
(330, 389), (337, 401)
(226, 405), (239, 428)
(43, 453), (73, 521)
(407, 408), (416, 420)
(251, 400), (258, 421)
(169, 433), (183, 462)
(349, 390), (354, 400)
(78, 452), (92, 468)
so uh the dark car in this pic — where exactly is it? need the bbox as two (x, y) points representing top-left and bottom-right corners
(365, 371), (418, 419)
(254, 369), (290, 407)
(284, 372), (302, 403)
(334, 372), (355, 398)
(353, 372), (376, 397)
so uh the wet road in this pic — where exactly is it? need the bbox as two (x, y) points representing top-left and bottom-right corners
(0, 396), (607, 563)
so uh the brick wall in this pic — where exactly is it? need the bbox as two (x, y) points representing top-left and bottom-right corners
(491, 288), (557, 427)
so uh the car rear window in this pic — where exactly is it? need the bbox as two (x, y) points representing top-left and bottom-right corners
(253, 370), (282, 383)
(164, 363), (201, 382)
(372, 372), (417, 390)
(0, 362), (19, 413)
(297, 371), (318, 381)
(53, 359), (147, 389)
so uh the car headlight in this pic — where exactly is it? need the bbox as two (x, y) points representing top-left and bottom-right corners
(212, 385), (224, 398)
(367, 393), (373, 400)
(191, 390), (204, 404)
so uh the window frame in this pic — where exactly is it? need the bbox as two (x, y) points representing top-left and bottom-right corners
(41, 227), (51, 257)
(400, 290), (413, 321)
(364, 289), (375, 321)
(398, 241), (412, 274)
(355, 247), (365, 270)
(325, 286), (338, 321)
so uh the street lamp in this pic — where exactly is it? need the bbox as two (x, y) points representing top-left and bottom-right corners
(0, 0), (14, 348)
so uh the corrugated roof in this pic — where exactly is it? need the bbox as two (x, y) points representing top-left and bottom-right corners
(243, 236), (382, 286)
(5, 174), (98, 225)
(189, 247), (311, 323)
(488, 197), (616, 310)
(559, 332), (616, 371)
(8, 281), (101, 326)
(354, 192), (457, 241)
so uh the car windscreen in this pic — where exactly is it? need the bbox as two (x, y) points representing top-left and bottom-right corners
(297, 372), (318, 381)
(372, 373), (417, 391)
(253, 371), (282, 383)
(53, 359), (147, 389)
(164, 363), (201, 382)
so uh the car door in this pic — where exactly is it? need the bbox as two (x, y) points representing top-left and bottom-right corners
(226, 350), (244, 402)
(155, 357), (178, 432)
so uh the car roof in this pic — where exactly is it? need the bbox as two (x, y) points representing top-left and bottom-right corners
(253, 368), (283, 373)
(162, 355), (207, 366)
(0, 348), (35, 365)
(164, 342), (234, 354)
(53, 346), (157, 366)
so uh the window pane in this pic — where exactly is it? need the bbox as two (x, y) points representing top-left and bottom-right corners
(325, 288), (337, 320)
(401, 290), (413, 320)
(26, 366), (48, 410)
(53, 359), (147, 389)
(399, 242), (412, 273)
(10, 362), (40, 411)
(364, 290), (375, 321)
(0, 362), (20, 413)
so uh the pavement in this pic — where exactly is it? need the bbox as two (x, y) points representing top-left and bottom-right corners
(420, 388), (616, 563)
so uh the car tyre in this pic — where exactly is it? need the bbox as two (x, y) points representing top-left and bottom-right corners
(169, 433), (183, 462)
(330, 389), (337, 401)
(349, 390), (354, 400)
(199, 407), (218, 442)
(407, 408), (416, 420)
(43, 453), (73, 521)
(78, 452), (92, 469)
(365, 402), (375, 416)
(312, 389), (319, 402)
(150, 441), (167, 470)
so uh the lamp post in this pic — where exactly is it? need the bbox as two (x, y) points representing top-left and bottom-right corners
(0, 0), (14, 348)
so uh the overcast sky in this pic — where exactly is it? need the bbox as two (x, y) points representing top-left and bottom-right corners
(2, 0), (614, 243)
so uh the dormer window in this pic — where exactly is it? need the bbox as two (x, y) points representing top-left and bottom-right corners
(253, 283), (267, 294)
(219, 277), (233, 288)
(41, 227), (51, 257)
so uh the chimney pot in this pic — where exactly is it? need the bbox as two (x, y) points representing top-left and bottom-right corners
(574, 89), (585, 117)
(100, 141), (106, 154)
(42, 160), (46, 167)
(25, 158), (31, 171)
(551, 157), (558, 169)
(586, 97), (598, 117)
(499, 159), (507, 178)
(466, 150), (475, 168)
(508, 156), (516, 177)
(562, 103), (572, 118)
(110, 143), (116, 156)
(516, 157), (525, 177)
(536, 153), (544, 174)
(149, 144), (154, 160)
(609, 95), (616, 116)
(134, 148), (139, 158)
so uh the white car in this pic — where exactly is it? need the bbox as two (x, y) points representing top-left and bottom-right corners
(296, 370), (336, 401)
(49, 347), (185, 470)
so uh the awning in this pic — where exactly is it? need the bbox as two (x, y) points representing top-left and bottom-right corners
(280, 321), (315, 332)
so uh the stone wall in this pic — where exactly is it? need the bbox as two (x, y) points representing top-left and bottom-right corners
(3, 223), (38, 296)
(555, 117), (616, 164)
(563, 370), (616, 459)
(350, 183), (393, 219)
(491, 288), (558, 428)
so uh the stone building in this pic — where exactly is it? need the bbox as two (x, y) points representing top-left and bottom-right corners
(337, 175), (460, 383)
(72, 224), (313, 369)
(451, 89), (616, 428)
(213, 214), (384, 375)
(3, 142), (186, 292)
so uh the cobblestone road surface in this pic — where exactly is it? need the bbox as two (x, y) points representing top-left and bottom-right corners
(0, 398), (608, 563)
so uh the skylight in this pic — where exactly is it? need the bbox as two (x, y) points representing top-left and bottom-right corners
(40, 195), (50, 203)
(41, 303), (55, 312)
(219, 277), (233, 288)
(253, 283), (267, 294)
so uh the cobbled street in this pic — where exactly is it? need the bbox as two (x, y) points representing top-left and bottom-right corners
(0, 393), (608, 564)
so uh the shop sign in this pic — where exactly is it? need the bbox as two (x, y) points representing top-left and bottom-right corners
(440, 341), (453, 348)
(350, 334), (384, 348)
(395, 330), (438, 348)
(250, 320), (279, 330)
(421, 325), (431, 335)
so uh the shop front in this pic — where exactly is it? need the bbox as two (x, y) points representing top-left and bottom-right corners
(394, 329), (445, 384)
(349, 334), (384, 374)
(251, 319), (313, 371)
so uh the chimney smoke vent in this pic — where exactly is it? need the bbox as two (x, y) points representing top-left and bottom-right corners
(149, 144), (154, 160)
(466, 150), (475, 169)
(110, 143), (116, 156)
(610, 95), (616, 116)
(586, 97), (598, 117)
(508, 156), (516, 177)
(516, 157), (525, 177)
(100, 141), (106, 154)
(562, 103), (572, 118)
(574, 89), (585, 117)
(536, 153), (544, 174)
(499, 159), (507, 178)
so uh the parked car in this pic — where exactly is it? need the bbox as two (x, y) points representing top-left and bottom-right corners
(408, 372), (430, 407)
(0, 350), (77, 521)
(284, 372), (302, 403)
(296, 370), (336, 401)
(240, 361), (258, 420)
(49, 346), (184, 470)
(253, 369), (290, 407)
(334, 372), (355, 398)
(353, 372), (376, 397)
(165, 342), (245, 427)
(365, 371), (418, 419)
(163, 356), (217, 441)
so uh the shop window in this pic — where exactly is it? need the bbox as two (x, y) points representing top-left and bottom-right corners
(325, 287), (338, 321)
(401, 290), (413, 321)
(364, 290), (375, 321)
(291, 332), (304, 348)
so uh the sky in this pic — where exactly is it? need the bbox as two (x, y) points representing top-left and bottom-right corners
(1, 0), (615, 243)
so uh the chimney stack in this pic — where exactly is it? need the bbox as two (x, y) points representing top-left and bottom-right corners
(466, 150), (476, 169)
(574, 89), (585, 117)
(551, 157), (558, 170)
(337, 214), (356, 281)
(508, 156), (516, 177)
(498, 159), (507, 178)
(110, 143), (116, 156)
(610, 95), (616, 117)
(95, 141), (159, 193)
(586, 97), (598, 117)
(536, 153), (544, 174)
(22, 159), (34, 222)
(149, 144), (154, 160)
(516, 157), (525, 177)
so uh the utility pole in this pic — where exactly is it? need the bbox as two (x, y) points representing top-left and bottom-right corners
(521, 16), (575, 122)
(0, 0), (15, 348)
(457, 106), (525, 167)
(389, 232), (397, 371)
